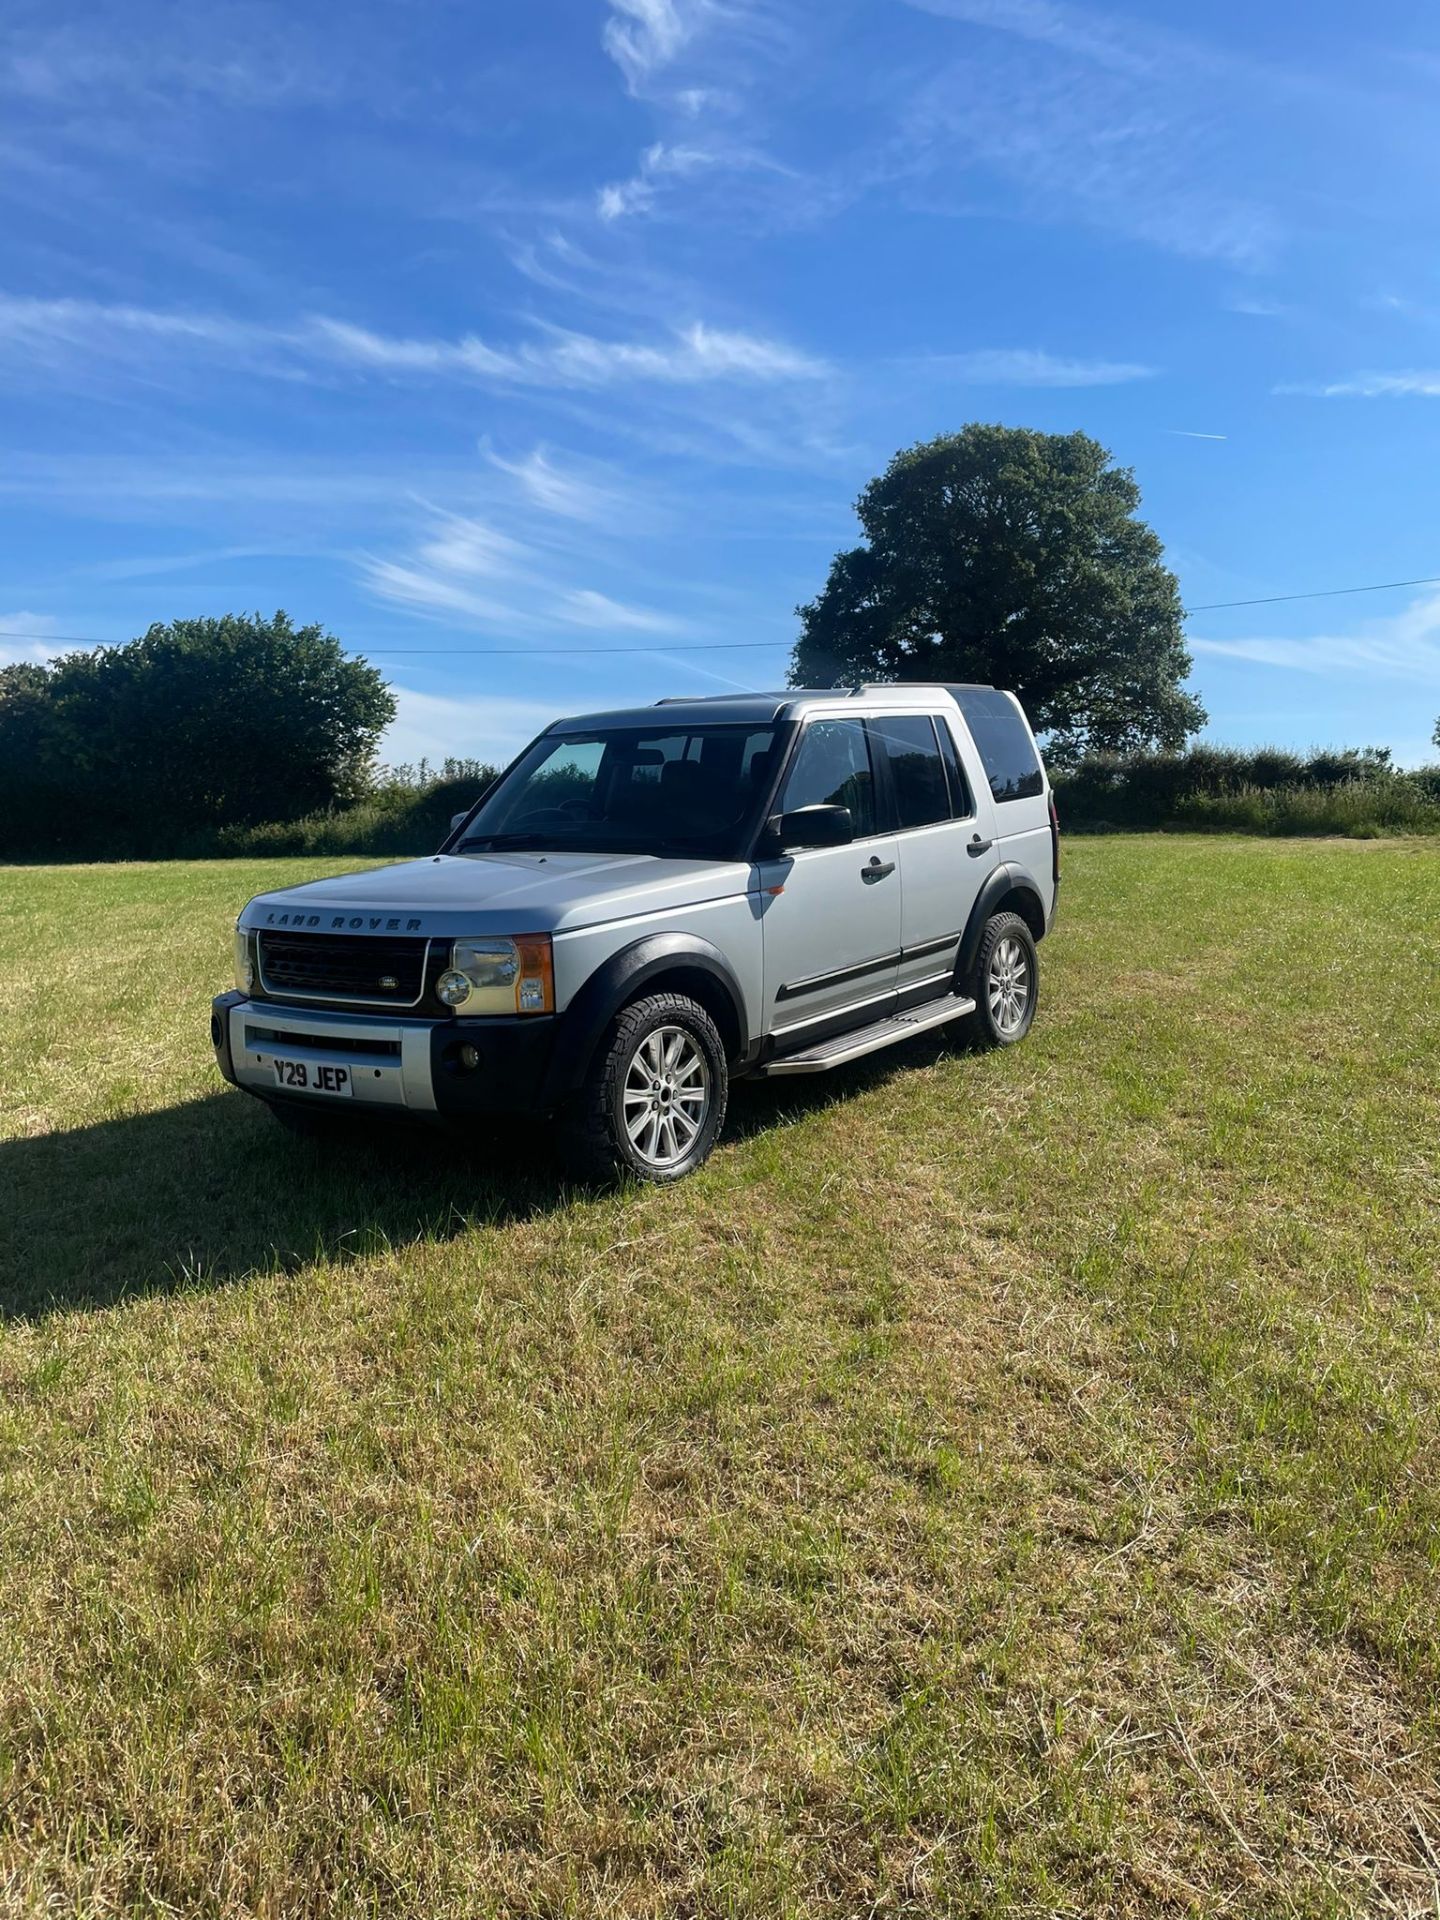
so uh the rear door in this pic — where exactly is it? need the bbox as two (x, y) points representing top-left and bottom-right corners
(756, 716), (901, 1039)
(867, 711), (999, 1003)
(947, 688), (1055, 923)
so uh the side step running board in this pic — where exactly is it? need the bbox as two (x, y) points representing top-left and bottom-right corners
(760, 992), (975, 1076)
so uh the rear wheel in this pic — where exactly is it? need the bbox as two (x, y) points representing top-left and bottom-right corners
(962, 911), (1039, 1047)
(558, 992), (728, 1184)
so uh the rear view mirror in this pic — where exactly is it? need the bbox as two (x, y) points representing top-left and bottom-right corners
(772, 803), (854, 851)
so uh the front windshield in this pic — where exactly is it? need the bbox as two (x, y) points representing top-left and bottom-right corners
(455, 723), (782, 859)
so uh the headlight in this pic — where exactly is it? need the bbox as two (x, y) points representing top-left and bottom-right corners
(233, 926), (254, 993)
(439, 936), (554, 1016)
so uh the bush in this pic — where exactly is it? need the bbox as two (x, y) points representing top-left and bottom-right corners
(0, 613), (394, 860)
(214, 762), (498, 858)
(1053, 746), (1440, 838)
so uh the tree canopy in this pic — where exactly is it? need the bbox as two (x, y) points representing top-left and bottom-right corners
(0, 611), (395, 858)
(791, 425), (1205, 762)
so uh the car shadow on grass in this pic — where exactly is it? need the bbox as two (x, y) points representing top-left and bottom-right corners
(0, 1089), (571, 1322)
(2, 1027), (981, 1321)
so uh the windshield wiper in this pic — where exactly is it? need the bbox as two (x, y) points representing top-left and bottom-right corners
(458, 829), (719, 857)
(456, 831), (552, 851)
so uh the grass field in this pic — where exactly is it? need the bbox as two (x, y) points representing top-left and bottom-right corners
(2, 838), (1439, 1918)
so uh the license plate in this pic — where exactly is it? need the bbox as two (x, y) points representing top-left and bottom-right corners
(270, 1057), (352, 1098)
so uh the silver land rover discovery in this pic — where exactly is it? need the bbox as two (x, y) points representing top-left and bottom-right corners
(212, 683), (1059, 1182)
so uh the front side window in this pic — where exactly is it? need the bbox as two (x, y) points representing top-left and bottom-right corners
(952, 689), (1044, 803)
(777, 718), (877, 838)
(871, 715), (950, 830)
(457, 724), (779, 858)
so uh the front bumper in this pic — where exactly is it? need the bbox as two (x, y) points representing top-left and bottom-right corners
(211, 992), (558, 1120)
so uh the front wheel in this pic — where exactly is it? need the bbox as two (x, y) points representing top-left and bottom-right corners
(557, 992), (729, 1184)
(963, 911), (1039, 1048)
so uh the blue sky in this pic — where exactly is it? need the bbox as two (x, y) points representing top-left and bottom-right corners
(4, 0), (1440, 767)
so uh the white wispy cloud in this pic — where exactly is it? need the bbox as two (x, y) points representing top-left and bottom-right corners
(596, 140), (793, 222)
(1280, 370), (1440, 399)
(85, 545), (295, 581)
(1165, 429), (1228, 440)
(1190, 591), (1440, 685)
(919, 347), (1155, 386)
(602, 0), (712, 93)
(482, 446), (619, 522)
(361, 560), (523, 626)
(0, 293), (275, 367)
(0, 294), (829, 392)
(903, 0), (1157, 77)
(360, 504), (695, 642)
(598, 143), (721, 221)
(894, 0), (1278, 267)
(1225, 293), (1288, 319)
(411, 512), (531, 578)
(556, 589), (688, 633)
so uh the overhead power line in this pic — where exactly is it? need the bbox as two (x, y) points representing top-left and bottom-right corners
(3, 571), (1439, 656)
(1183, 574), (1440, 613)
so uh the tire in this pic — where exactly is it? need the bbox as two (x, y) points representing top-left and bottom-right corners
(962, 910), (1039, 1048)
(557, 992), (729, 1184)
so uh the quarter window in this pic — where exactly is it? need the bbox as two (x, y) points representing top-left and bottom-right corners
(778, 718), (877, 837)
(951, 689), (1044, 803)
(872, 715), (950, 830)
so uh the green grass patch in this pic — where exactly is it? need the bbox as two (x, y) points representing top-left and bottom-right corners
(1, 838), (1438, 1915)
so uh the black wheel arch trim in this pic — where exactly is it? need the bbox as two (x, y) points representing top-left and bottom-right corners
(210, 989), (245, 1085)
(956, 865), (1046, 981)
(544, 933), (750, 1103)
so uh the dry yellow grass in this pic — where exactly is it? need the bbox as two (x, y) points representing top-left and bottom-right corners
(1, 838), (1438, 1916)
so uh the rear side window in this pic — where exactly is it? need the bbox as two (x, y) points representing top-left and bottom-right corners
(779, 718), (877, 837)
(951, 690), (1043, 802)
(870, 715), (950, 830)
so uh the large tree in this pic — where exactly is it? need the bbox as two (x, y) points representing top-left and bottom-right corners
(791, 425), (1205, 761)
(0, 611), (395, 857)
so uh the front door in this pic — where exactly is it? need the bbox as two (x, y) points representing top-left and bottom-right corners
(756, 716), (901, 1040)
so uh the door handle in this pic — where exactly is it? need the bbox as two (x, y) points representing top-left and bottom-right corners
(967, 834), (993, 856)
(862, 857), (896, 882)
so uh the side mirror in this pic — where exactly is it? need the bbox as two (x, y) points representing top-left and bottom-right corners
(771, 803), (854, 851)
(450, 811), (469, 834)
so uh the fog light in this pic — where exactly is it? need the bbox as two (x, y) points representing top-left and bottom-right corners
(437, 969), (472, 1007)
(458, 1043), (480, 1071)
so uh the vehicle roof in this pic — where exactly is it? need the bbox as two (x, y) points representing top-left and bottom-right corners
(546, 682), (998, 733)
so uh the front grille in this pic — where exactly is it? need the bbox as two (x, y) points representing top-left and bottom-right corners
(245, 1024), (402, 1057)
(257, 931), (430, 1006)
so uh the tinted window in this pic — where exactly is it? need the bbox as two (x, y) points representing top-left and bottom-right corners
(951, 689), (1043, 802)
(457, 724), (779, 858)
(778, 718), (876, 837)
(935, 718), (974, 818)
(872, 715), (950, 830)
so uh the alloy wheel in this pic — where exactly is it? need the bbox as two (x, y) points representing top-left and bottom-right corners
(622, 1025), (712, 1170)
(987, 935), (1031, 1037)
